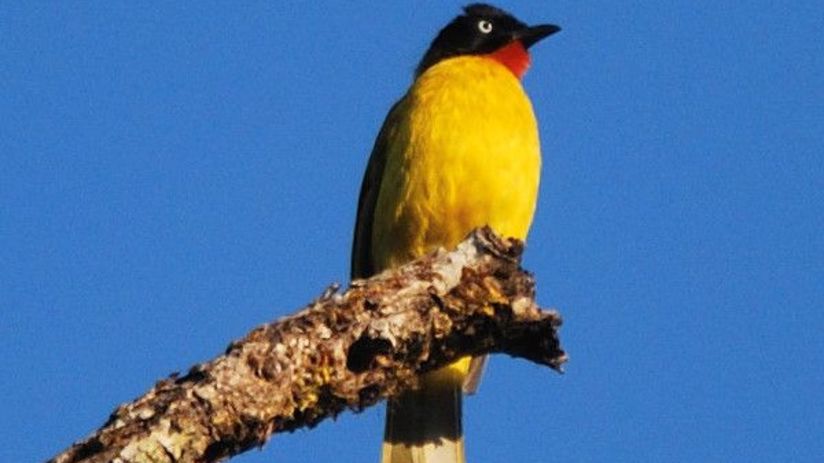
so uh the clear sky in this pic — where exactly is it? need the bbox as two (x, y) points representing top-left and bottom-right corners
(2, 2), (822, 462)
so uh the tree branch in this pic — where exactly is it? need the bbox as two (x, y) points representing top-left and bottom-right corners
(49, 227), (566, 463)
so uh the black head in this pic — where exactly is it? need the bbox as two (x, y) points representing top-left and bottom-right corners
(416, 4), (560, 76)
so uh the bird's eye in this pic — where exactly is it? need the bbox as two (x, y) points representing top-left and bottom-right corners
(477, 20), (493, 34)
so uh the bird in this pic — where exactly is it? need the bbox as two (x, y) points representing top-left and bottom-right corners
(350, 4), (559, 462)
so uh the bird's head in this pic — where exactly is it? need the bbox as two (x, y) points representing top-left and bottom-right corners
(416, 3), (560, 79)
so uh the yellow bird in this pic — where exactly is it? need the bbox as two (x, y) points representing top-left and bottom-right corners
(351, 4), (559, 462)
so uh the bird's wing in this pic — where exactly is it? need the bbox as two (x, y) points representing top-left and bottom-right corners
(351, 99), (405, 279)
(462, 355), (488, 394)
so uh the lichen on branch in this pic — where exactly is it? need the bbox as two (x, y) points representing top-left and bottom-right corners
(50, 227), (565, 463)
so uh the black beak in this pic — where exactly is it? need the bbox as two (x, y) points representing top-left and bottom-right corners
(515, 24), (561, 49)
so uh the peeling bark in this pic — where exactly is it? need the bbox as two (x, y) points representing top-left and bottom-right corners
(49, 227), (566, 463)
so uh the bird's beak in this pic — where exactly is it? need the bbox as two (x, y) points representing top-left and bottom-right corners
(515, 24), (561, 49)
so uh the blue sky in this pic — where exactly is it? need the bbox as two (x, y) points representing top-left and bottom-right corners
(2, 2), (822, 462)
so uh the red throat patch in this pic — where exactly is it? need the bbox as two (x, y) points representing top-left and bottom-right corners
(486, 40), (531, 79)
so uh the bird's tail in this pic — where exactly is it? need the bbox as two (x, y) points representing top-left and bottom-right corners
(381, 362), (468, 463)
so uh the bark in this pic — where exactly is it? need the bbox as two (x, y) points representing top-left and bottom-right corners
(49, 227), (566, 463)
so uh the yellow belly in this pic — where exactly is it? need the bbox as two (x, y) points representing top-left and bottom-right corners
(371, 55), (542, 274)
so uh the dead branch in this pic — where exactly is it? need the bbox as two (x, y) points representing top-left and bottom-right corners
(49, 227), (565, 463)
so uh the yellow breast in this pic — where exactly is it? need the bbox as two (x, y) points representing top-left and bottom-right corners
(371, 55), (542, 271)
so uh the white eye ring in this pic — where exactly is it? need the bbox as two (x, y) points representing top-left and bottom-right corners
(478, 20), (493, 34)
